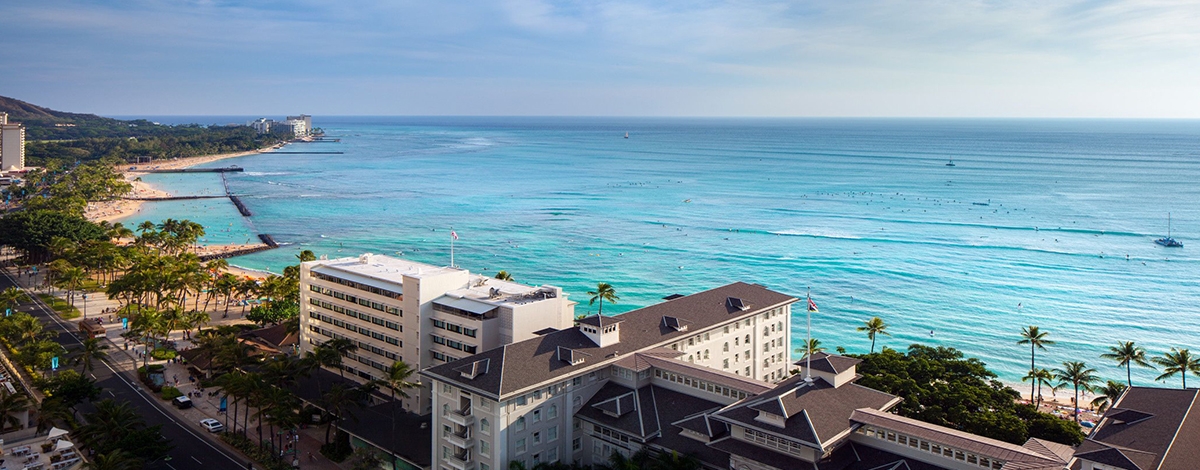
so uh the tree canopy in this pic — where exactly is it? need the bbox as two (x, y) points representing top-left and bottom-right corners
(849, 344), (1086, 446)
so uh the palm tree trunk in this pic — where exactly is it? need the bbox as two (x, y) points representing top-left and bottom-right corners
(1074, 385), (1080, 422)
(1030, 343), (1036, 402)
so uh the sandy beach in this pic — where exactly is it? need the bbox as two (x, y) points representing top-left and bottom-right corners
(85, 147), (278, 260)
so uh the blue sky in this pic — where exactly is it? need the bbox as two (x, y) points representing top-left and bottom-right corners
(1, 0), (1198, 116)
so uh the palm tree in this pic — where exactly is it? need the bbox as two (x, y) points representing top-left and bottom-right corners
(1101, 341), (1154, 386)
(56, 265), (88, 308)
(35, 397), (73, 434)
(383, 361), (419, 470)
(1020, 368), (1055, 406)
(1091, 380), (1127, 413)
(0, 390), (30, 434)
(494, 270), (513, 281)
(72, 337), (109, 373)
(857, 317), (890, 353)
(794, 338), (826, 357)
(1052, 361), (1101, 422)
(320, 338), (358, 380)
(0, 287), (30, 314)
(321, 384), (363, 444)
(84, 449), (140, 470)
(1152, 348), (1200, 389)
(588, 282), (618, 316)
(1018, 326), (1054, 402)
(296, 250), (317, 262)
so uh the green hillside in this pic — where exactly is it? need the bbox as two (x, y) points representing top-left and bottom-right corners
(0, 95), (289, 166)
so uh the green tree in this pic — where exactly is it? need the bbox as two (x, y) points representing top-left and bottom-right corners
(296, 250), (317, 262)
(1100, 341), (1154, 386)
(84, 449), (141, 470)
(246, 299), (298, 326)
(0, 210), (107, 263)
(1091, 380), (1127, 413)
(794, 338), (826, 356)
(1021, 368), (1054, 406)
(383, 361), (419, 470)
(857, 317), (890, 353)
(0, 390), (30, 433)
(494, 270), (513, 281)
(1017, 326), (1054, 402)
(0, 287), (30, 313)
(72, 337), (109, 373)
(1052, 361), (1101, 423)
(75, 399), (172, 466)
(587, 282), (618, 316)
(1152, 348), (1200, 389)
(852, 344), (1084, 445)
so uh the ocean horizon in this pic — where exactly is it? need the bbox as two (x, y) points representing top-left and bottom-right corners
(123, 116), (1200, 389)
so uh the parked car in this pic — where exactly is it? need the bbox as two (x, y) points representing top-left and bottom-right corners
(199, 418), (224, 433)
(173, 396), (193, 409)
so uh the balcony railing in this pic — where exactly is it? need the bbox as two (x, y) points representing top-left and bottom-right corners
(446, 428), (473, 448)
(446, 452), (474, 470)
(445, 406), (474, 426)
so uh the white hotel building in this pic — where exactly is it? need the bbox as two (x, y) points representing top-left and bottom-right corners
(299, 254), (576, 414)
(421, 283), (796, 470)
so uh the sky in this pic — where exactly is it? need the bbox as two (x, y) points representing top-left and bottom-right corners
(1, 0), (1199, 117)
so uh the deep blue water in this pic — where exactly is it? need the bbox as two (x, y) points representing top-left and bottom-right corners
(124, 116), (1200, 387)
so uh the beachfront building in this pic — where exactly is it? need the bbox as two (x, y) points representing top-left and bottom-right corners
(0, 112), (26, 172)
(287, 114), (312, 136)
(249, 118), (272, 134)
(420, 282), (798, 470)
(1069, 386), (1200, 470)
(299, 253), (576, 413)
(420, 281), (1083, 470)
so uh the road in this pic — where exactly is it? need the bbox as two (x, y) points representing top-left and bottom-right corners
(0, 268), (251, 470)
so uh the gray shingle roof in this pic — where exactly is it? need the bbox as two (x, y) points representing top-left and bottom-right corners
(1078, 386), (1200, 470)
(711, 373), (899, 449)
(798, 351), (862, 374)
(422, 282), (796, 398)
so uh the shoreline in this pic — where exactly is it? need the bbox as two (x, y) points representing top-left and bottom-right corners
(85, 146), (280, 261)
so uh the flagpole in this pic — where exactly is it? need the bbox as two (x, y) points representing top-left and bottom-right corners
(805, 287), (813, 384)
(450, 227), (455, 268)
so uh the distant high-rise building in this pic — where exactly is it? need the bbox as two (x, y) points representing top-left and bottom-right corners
(0, 112), (27, 172)
(249, 118), (272, 134)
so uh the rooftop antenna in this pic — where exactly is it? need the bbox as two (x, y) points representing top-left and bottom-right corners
(804, 287), (814, 385)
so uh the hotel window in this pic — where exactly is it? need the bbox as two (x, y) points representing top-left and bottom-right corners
(481, 419), (490, 434)
(744, 366), (750, 375)
(548, 405), (558, 419)
(704, 333), (710, 340)
(723, 343), (729, 352)
(734, 337), (739, 346)
(481, 441), (490, 455)
(533, 410), (541, 422)
(572, 438), (581, 451)
(534, 390), (542, 400)
(688, 338), (694, 346)
(704, 350), (710, 359)
(516, 438), (526, 453)
(724, 326), (730, 334)
(533, 432), (541, 444)
(572, 377), (582, 386)
(763, 327), (769, 337)
(481, 464), (489, 470)
(744, 334), (750, 344)
(548, 447), (558, 462)
(516, 417), (526, 431)
(897, 435), (907, 445)
(516, 396), (527, 406)
(548, 426), (558, 441)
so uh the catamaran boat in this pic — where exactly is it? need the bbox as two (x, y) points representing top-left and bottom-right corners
(1155, 213), (1183, 247)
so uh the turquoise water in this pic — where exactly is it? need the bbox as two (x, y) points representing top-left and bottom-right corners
(131, 117), (1200, 386)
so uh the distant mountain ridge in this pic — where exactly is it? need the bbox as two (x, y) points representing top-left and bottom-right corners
(0, 95), (118, 123)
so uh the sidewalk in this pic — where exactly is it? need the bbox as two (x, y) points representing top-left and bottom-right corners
(2, 265), (346, 470)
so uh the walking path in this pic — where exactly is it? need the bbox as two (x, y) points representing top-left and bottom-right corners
(1, 264), (346, 470)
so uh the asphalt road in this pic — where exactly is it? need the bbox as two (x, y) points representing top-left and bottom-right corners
(0, 269), (251, 470)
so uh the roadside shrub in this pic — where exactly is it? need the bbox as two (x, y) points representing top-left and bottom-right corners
(150, 348), (177, 361)
(161, 386), (183, 400)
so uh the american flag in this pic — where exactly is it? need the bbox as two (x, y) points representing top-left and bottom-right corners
(451, 230), (459, 240)
(807, 295), (818, 312)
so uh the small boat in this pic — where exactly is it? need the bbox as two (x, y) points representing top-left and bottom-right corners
(624, 132), (629, 139)
(946, 159), (956, 167)
(1155, 213), (1183, 247)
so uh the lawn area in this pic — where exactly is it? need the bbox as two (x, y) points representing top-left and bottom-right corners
(37, 294), (81, 319)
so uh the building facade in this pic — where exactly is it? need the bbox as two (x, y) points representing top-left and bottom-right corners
(299, 254), (576, 413)
(421, 282), (797, 470)
(0, 112), (26, 172)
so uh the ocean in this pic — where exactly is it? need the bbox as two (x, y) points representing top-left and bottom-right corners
(127, 116), (1200, 387)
